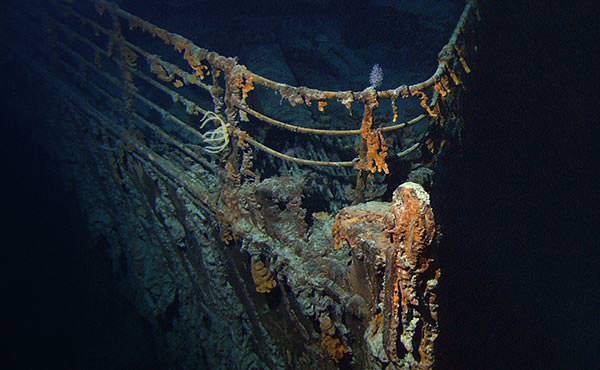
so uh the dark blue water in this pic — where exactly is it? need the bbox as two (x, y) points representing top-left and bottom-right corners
(1, 58), (158, 369)
(439, 2), (597, 369)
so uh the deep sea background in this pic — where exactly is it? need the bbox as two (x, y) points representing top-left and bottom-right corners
(1, 1), (596, 369)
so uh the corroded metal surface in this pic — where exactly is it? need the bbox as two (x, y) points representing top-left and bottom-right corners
(4, 0), (479, 368)
(333, 183), (439, 369)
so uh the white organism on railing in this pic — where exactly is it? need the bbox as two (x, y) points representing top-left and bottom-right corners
(199, 111), (230, 153)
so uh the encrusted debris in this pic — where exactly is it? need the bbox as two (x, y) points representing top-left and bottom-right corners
(16, 0), (480, 368)
(332, 182), (440, 369)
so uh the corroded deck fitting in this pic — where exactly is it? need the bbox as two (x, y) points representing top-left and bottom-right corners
(6, 0), (480, 368)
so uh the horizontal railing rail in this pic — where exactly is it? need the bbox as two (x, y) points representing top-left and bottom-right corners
(42, 0), (478, 174)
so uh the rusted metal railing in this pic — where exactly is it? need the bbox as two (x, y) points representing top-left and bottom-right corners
(43, 0), (478, 174)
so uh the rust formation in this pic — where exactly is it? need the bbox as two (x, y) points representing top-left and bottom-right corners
(250, 259), (278, 294)
(51, 0), (477, 176)
(333, 183), (440, 369)
(5, 0), (480, 368)
(384, 184), (439, 368)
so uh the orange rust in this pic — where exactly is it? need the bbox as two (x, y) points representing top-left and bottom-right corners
(321, 335), (349, 362)
(183, 47), (209, 80)
(241, 76), (255, 99)
(149, 60), (173, 82)
(455, 45), (471, 74)
(426, 137), (435, 154)
(318, 101), (328, 112)
(370, 313), (384, 337)
(250, 259), (277, 293)
(434, 75), (450, 97)
(332, 207), (388, 250)
(236, 130), (251, 150)
(383, 184), (438, 368)
(357, 93), (389, 174)
(391, 98), (399, 122)
(415, 90), (439, 118)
